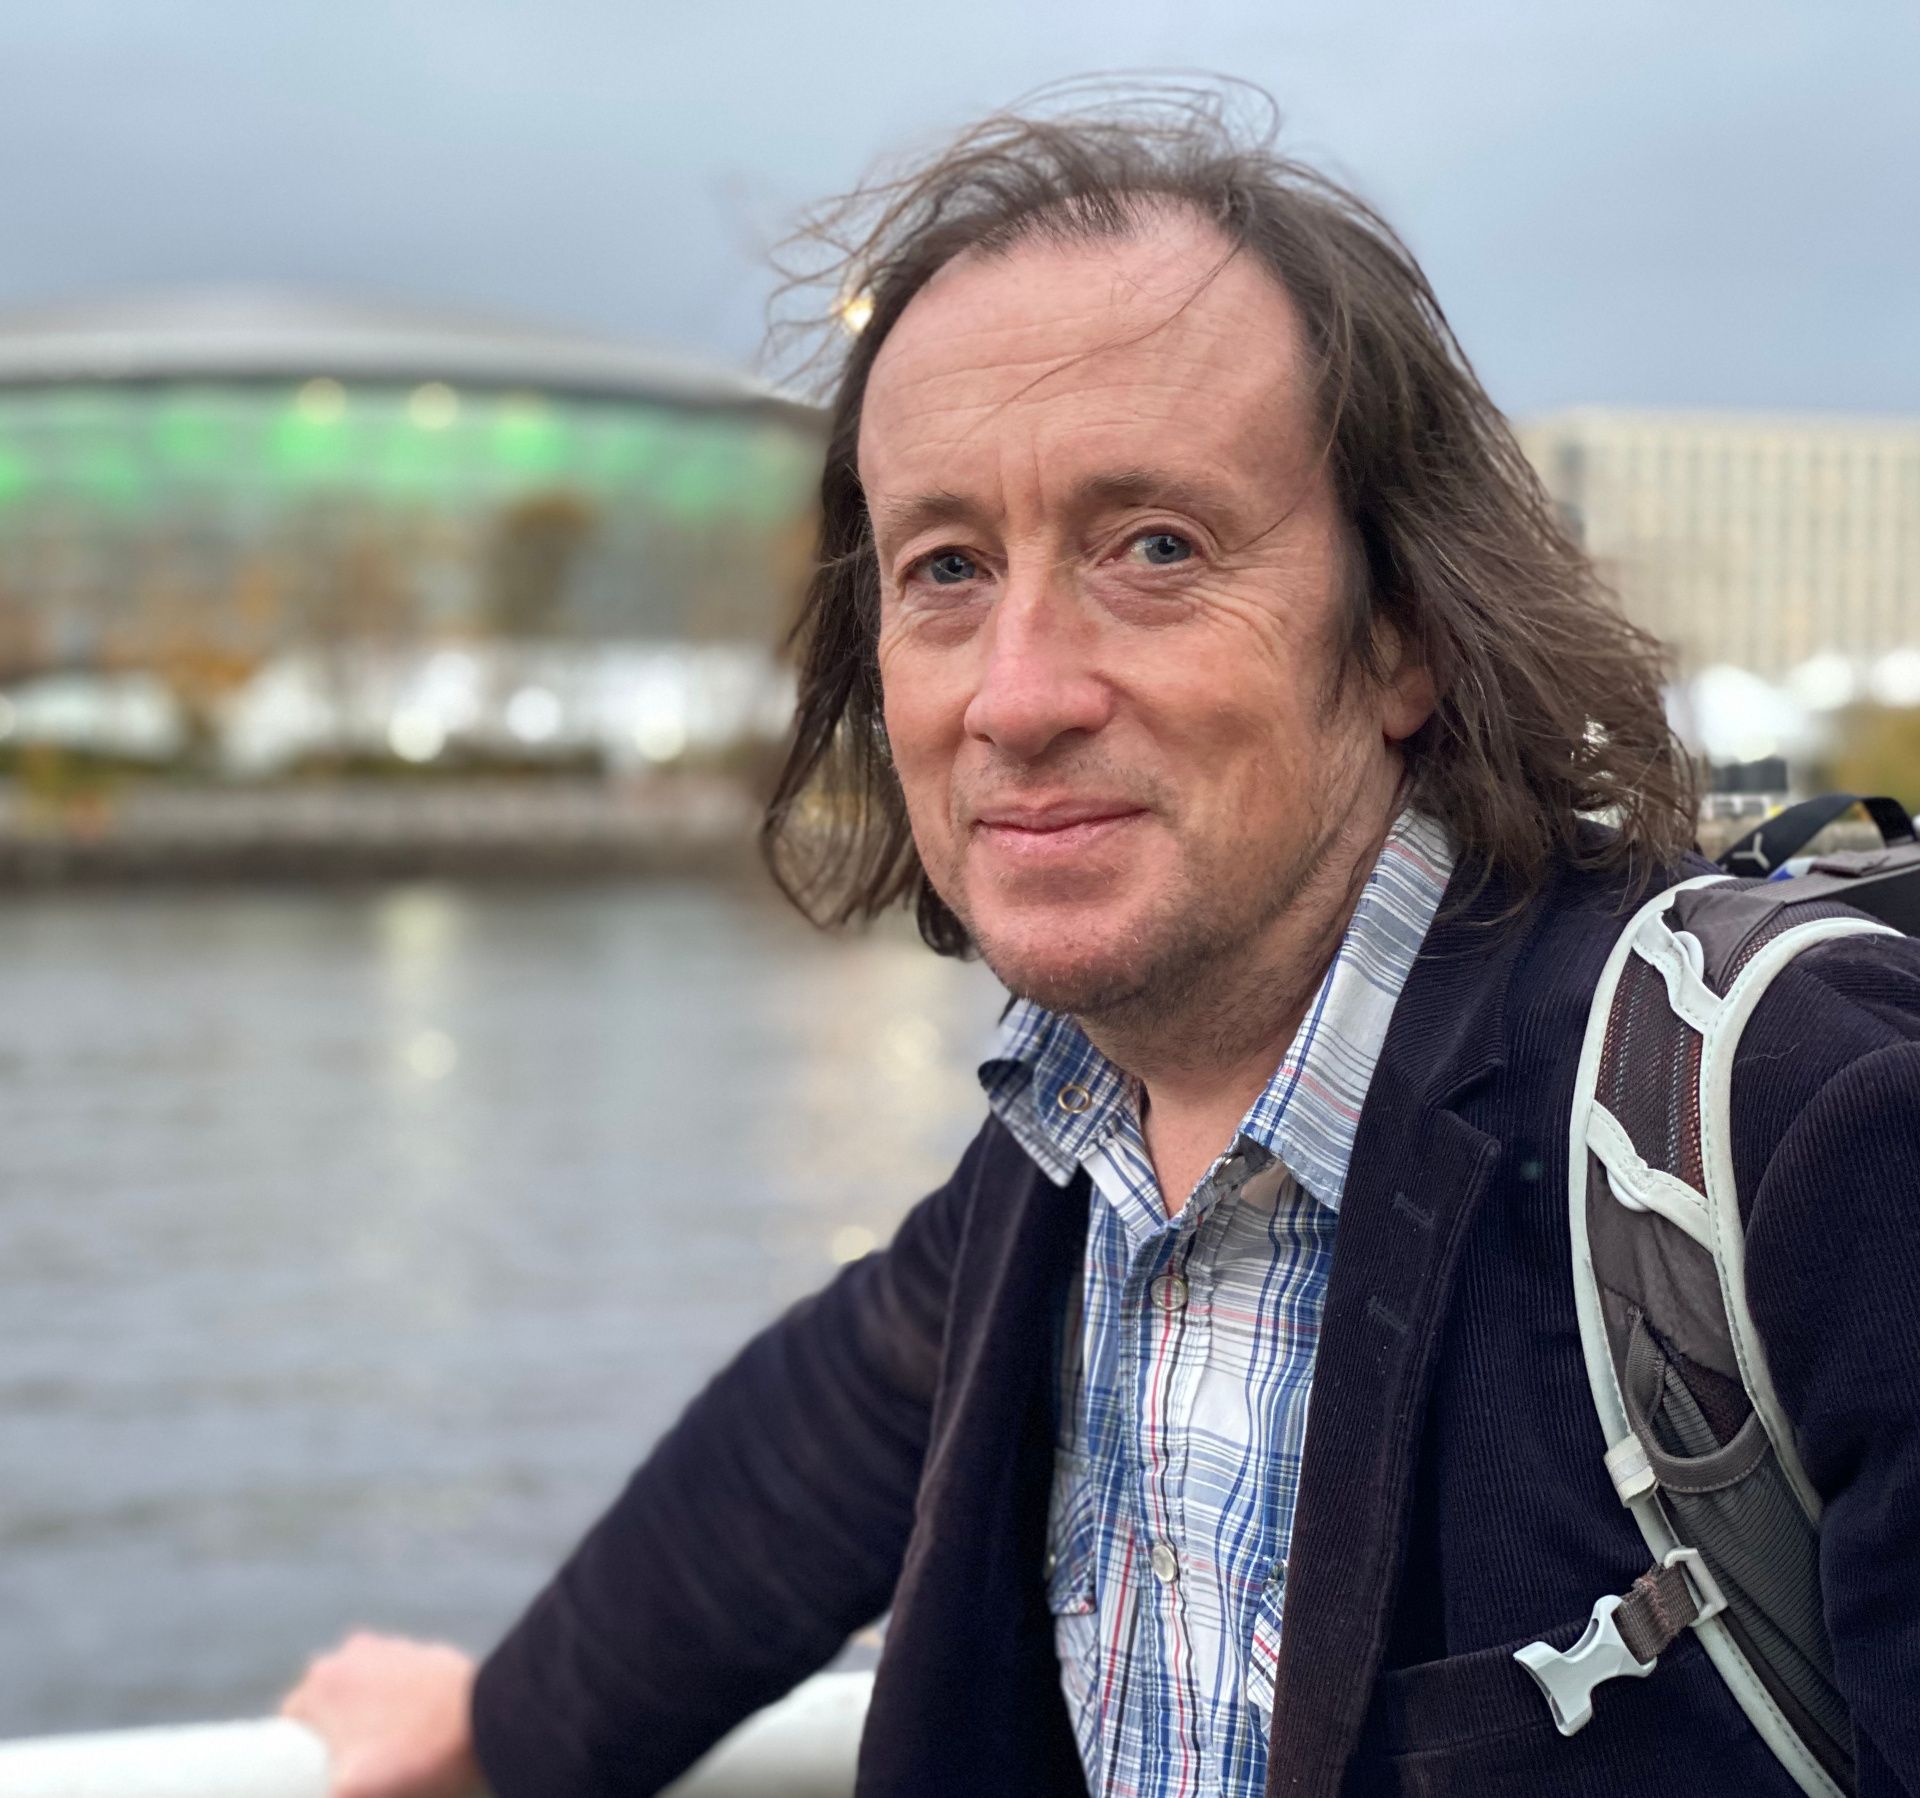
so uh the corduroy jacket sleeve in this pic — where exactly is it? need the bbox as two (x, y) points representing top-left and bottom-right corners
(468, 1118), (990, 1798)
(1738, 938), (1920, 1796)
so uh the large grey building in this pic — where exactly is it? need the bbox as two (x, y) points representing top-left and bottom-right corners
(1518, 408), (1920, 682)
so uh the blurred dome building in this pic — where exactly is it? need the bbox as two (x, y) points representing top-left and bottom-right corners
(0, 290), (822, 766)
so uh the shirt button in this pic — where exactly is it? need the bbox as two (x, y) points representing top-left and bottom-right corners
(1149, 1541), (1179, 1584)
(1149, 1273), (1190, 1311)
(1056, 1083), (1093, 1114)
(1044, 1549), (1059, 1578)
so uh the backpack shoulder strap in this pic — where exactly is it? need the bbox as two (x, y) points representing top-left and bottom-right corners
(1676, 880), (1900, 1514)
(1516, 873), (1896, 1796)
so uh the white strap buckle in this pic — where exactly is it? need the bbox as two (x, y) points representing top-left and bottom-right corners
(1513, 1594), (1657, 1737)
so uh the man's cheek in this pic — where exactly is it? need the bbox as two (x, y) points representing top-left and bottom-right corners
(893, 761), (954, 866)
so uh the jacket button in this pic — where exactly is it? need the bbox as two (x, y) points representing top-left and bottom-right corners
(1149, 1541), (1178, 1584)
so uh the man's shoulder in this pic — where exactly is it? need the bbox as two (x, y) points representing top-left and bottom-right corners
(1747, 919), (1920, 1051)
(1484, 849), (1701, 1049)
(1476, 845), (1920, 1112)
(1732, 923), (1920, 1178)
(1496, 844), (1920, 1176)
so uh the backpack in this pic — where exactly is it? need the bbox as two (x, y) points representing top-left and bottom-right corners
(1514, 794), (1920, 1797)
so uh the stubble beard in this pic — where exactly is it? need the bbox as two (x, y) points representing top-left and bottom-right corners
(960, 796), (1353, 1071)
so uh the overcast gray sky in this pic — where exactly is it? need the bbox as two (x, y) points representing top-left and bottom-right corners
(0, 0), (1914, 416)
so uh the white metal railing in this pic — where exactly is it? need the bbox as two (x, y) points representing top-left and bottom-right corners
(0, 1670), (870, 1798)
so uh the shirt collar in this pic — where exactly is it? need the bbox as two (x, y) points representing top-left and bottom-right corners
(978, 809), (1454, 1210)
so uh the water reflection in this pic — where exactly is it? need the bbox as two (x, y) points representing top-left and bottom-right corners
(0, 880), (1003, 1735)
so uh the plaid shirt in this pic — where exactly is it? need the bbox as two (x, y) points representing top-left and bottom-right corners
(979, 811), (1452, 1798)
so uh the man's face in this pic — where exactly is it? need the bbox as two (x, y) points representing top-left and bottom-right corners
(859, 210), (1432, 1020)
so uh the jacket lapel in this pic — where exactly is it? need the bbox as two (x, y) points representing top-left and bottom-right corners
(1263, 867), (1543, 1797)
(860, 1127), (1092, 1797)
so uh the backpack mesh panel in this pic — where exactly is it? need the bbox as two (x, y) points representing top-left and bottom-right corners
(1653, 1325), (1751, 1446)
(1644, 1341), (1855, 1784)
(1599, 955), (1706, 1193)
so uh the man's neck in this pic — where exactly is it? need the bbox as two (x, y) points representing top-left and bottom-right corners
(1077, 788), (1402, 1214)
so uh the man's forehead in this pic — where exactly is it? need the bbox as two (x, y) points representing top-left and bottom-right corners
(857, 218), (1313, 496)
(869, 465), (1248, 545)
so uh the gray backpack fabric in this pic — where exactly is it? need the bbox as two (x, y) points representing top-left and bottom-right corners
(1516, 850), (1912, 1797)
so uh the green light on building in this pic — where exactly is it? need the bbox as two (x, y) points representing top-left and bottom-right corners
(151, 392), (232, 475)
(76, 443), (145, 508)
(490, 396), (570, 479)
(271, 403), (354, 484)
(0, 440), (30, 506)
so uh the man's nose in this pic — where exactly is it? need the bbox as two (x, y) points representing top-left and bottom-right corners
(960, 565), (1113, 761)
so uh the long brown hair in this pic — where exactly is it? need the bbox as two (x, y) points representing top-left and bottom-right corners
(760, 80), (1696, 952)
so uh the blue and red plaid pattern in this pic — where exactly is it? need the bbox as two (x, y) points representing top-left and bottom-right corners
(979, 810), (1452, 1798)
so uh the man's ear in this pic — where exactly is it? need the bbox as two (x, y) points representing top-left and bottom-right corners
(1373, 621), (1436, 744)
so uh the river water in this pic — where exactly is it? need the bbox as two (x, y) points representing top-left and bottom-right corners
(0, 880), (1004, 1737)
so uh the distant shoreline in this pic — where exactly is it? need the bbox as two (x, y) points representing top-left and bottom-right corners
(0, 775), (766, 886)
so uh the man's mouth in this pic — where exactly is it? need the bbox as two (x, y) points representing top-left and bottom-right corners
(970, 802), (1148, 863)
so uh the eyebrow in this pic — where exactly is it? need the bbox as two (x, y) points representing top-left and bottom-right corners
(869, 466), (1240, 548)
(870, 486), (979, 545)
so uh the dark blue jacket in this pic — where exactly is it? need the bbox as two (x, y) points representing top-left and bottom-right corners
(471, 854), (1920, 1797)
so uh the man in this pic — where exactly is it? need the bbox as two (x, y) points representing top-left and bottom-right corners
(284, 89), (1920, 1797)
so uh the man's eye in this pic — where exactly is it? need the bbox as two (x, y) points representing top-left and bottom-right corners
(920, 550), (978, 585)
(1128, 531), (1193, 567)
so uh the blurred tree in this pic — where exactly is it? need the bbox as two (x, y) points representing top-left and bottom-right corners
(485, 492), (597, 637)
(303, 525), (413, 647)
(1822, 704), (1920, 810)
(0, 578), (41, 681)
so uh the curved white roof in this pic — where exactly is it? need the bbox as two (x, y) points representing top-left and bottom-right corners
(0, 287), (812, 418)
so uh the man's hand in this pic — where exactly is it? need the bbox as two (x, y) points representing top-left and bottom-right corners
(279, 1631), (483, 1798)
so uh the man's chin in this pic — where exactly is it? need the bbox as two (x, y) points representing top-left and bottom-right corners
(952, 877), (1200, 1020)
(971, 932), (1156, 1022)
